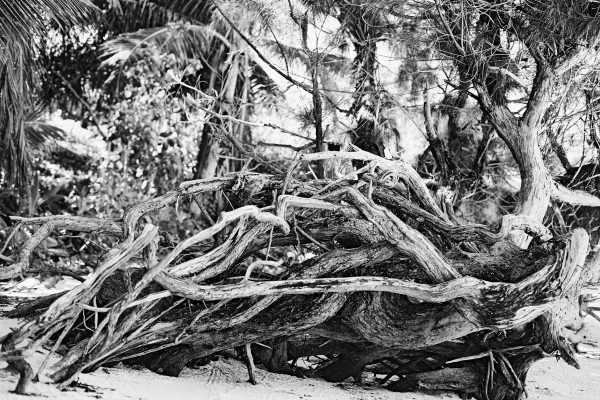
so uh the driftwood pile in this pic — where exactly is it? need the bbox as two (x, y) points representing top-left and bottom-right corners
(1, 150), (597, 400)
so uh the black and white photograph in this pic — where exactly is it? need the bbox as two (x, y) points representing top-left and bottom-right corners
(1, 1), (600, 399)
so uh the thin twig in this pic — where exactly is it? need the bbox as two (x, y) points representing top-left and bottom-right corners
(295, 226), (328, 251)
(194, 196), (216, 226)
(244, 343), (258, 385)
(0, 222), (23, 255)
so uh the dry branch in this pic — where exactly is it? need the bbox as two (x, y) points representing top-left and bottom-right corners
(0, 216), (122, 280)
(0, 159), (595, 400)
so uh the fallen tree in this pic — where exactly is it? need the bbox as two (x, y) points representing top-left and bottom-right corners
(1, 149), (598, 400)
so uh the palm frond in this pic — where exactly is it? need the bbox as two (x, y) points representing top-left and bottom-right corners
(262, 40), (351, 74)
(23, 101), (64, 151)
(100, 22), (230, 66)
(264, 39), (310, 68)
(0, 45), (32, 184)
(299, 0), (338, 18)
(0, 0), (98, 185)
(235, 0), (280, 27)
(249, 60), (283, 104)
(24, 122), (65, 148)
(0, 0), (99, 48)
(102, 0), (214, 33)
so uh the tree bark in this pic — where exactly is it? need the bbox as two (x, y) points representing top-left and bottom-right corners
(1, 164), (594, 400)
(194, 120), (220, 179)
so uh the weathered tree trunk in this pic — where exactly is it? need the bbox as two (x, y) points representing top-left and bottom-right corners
(0, 150), (597, 400)
(194, 120), (220, 179)
(505, 124), (553, 247)
(193, 39), (247, 180)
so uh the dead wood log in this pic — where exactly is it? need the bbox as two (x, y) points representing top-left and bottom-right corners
(0, 157), (596, 400)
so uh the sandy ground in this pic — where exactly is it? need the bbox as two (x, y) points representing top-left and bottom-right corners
(1, 278), (599, 399)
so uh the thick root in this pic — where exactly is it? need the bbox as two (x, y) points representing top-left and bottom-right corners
(0, 159), (595, 398)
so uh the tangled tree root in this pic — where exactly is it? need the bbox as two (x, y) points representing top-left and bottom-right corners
(0, 150), (597, 399)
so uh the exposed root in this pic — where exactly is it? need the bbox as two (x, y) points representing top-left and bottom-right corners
(0, 152), (595, 399)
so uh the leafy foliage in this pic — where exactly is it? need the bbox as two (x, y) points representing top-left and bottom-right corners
(0, 0), (99, 184)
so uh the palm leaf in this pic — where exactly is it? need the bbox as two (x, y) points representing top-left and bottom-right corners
(231, 0), (280, 27)
(102, 0), (214, 34)
(262, 40), (351, 74)
(0, 0), (98, 184)
(23, 101), (64, 149)
(0, 0), (99, 48)
(249, 60), (283, 104)
(0, 45), (32, 184)
(100, 22), (230, 66)
(24, 122), (65, 148)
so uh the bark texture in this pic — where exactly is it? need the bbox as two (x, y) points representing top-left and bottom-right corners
(0, 150), (597, 400)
